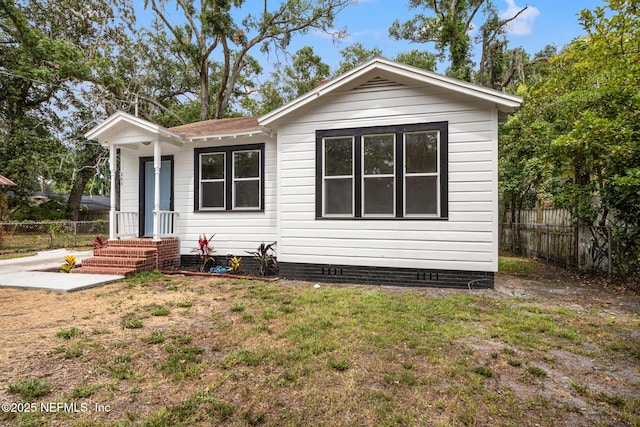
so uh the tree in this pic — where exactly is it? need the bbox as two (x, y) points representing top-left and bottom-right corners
(389, 0), (486, 80)
(390, 0), (528, 84)
(334, 42), (383, 75)
(0, 0), (137, 217)
(499, 0), (640, 275)
(395, 49), (438, 71)
(0, 0), (88, 204)
(475, 2), (528, 89)
(145, 0), (351, 121)
(242, 45), (330, 116)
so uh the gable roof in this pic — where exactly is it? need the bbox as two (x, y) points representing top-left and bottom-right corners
(259, 57), (523, 127)
(84, 111), (183, 144)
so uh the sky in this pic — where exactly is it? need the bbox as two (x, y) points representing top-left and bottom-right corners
(279, 0), (606, 72)
(133, 0), (608, 75)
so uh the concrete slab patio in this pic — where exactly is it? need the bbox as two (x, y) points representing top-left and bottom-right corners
(0, 249), (124, 292)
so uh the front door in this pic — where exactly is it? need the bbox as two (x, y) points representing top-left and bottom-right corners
(140, 157), (173, 237)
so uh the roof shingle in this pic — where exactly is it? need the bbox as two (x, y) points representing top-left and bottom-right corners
(169, 116), (262, 138)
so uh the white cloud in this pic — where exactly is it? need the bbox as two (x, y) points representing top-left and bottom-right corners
(501, 0), (540, 36)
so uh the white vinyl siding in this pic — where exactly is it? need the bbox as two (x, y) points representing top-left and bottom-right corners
(121, 135), (278, 256)
(276, 81), (499, 272)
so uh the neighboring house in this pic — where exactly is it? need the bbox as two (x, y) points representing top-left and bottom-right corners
(27, 192), (110, 221)
(83, 58), (522, 287)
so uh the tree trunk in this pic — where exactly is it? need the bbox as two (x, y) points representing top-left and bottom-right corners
(66, 170), (91, 221)
(199, 56), (210, 121)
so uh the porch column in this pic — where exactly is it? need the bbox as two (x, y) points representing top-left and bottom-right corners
(152, 139), (161, 241)
(108, 144), (117, 240)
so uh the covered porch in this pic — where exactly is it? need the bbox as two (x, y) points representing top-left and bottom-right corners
(79, 112), (184, 275)
(84, 111), (183, 242)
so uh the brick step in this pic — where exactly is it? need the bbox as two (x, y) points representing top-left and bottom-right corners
(94, 246), (157, 258)
(72, 266), (136, 277)
(104, 238), (176, 247)
(82, 256), (154, 269)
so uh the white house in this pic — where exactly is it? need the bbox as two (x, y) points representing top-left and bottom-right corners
(82, 58), (522, 287)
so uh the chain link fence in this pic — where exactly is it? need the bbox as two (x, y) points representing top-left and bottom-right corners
(0, 220), (108, 254)
(500, 223), (640, 279)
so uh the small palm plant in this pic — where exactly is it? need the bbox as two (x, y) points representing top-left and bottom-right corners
(246, 242), (278, 276)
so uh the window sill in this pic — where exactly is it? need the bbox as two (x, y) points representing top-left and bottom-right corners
(195, 209), (265, 213)
(315, 216), (449, 221)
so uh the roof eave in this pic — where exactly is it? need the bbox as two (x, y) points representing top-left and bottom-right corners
(185, 128), (267, 143)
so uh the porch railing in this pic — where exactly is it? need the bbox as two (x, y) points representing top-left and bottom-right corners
(157, 210), (178, 238)
(114, 210), (178, 239)
(116, 211), (138, 238)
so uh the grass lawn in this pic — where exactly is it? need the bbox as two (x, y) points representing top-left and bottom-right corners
(0, 264), (638, 426)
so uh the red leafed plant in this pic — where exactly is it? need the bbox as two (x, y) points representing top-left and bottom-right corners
(93, 234), (107, 249)
(193, 233), (216, 272)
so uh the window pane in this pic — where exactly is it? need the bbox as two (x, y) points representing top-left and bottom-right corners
(405, 132), (438, 174)
(234, 151), (260, 178)
(325, 178), (353, 215)
(234, 180), (260, 208)
(201, 181), (224, 208)
(405, 176), (437, 215)
(363, 134), (394, 175)
(325, 137), (353, 176)
(201, 153), (224, 180)
(364, 177), (394, 215)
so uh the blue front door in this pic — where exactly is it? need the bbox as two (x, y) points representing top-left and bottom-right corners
(142, 159), (172, 237)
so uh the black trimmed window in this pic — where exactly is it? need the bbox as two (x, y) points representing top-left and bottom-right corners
(195, 144), (265, 211)
(316, 122), (448, 219)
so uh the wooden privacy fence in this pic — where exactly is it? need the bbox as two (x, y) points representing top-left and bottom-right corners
(500, 222), (639, 277)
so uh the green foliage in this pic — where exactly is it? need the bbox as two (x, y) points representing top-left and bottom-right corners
(145, 0), (350, 120)
(0, 0), (133, 214)
(70, 381), (100, 399)
(10, 198), (68, 221)
(142, 330), (167, 344)
(56, 327), (82, 340)
(499, 1), (640, 277)
(7, 378), (52, 401)
(246, 241), (278, 276)
(121, 318), (144, 329)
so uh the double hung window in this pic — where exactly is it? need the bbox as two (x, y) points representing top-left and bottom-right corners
(195, 144), (264, 211)
(316, 122), (447, 219)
